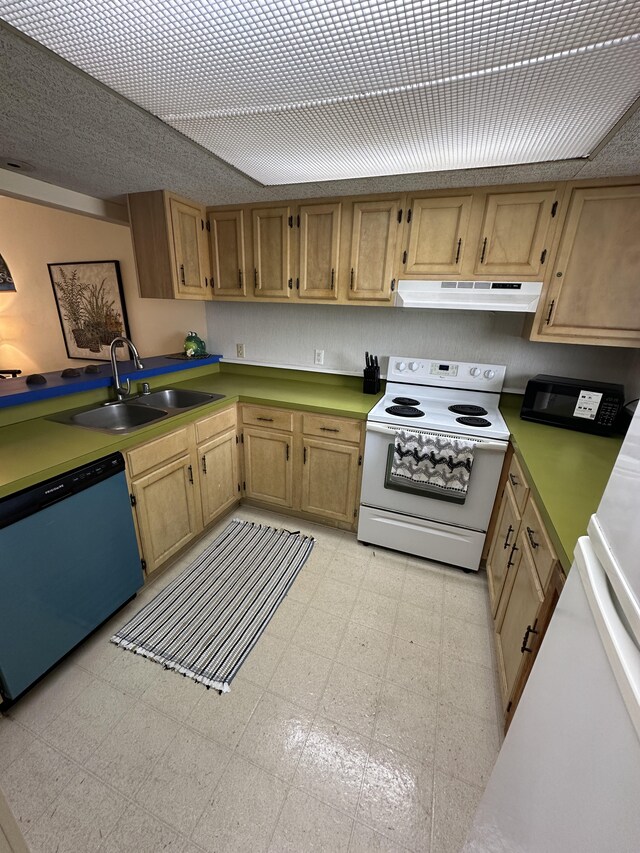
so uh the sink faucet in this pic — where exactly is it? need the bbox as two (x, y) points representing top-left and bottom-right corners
(110, 336), (144, 401)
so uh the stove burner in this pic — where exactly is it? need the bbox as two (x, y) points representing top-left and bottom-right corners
(449, 404), (488, 416)
(386, 405), (425, 418)
(393, 396), (420, 406)
(456, 416), (491, 427)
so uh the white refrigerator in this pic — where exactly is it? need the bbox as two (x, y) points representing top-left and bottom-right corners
(464, 405), (640, 852)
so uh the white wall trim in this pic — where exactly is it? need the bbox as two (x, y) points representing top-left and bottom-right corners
(0, 169), (128, 223)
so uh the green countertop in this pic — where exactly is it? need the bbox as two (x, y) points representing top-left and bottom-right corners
(0, 363), (383, 499)
(500, 395), (623, 572)
(0, 369), (622, 573)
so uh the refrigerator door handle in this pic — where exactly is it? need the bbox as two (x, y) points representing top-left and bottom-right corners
(576, 536), (640, 742)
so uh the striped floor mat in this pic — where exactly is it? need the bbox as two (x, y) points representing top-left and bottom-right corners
(111, 519), (314, 693)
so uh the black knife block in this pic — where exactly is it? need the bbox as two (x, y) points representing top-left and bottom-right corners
(363, 366), (380, 394)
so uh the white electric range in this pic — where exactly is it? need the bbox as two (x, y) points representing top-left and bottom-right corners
(357, 356), (509, 571)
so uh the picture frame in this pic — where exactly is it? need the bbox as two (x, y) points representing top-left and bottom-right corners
(48, 260), (131, 361)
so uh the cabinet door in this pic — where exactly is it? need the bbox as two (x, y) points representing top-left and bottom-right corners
(243, 428), (293, 508)
(495, 536), (544, 708)
(348, 199), (401, 301)
(474, 190), (556, 277)
(404, 195), (473, 275)
(199, 429), (239, 526)
(298, 203), (341, 300)
(168, 196), (209, 298)
(252, 206), (292, 298)
(209, 209), (246, 297)
(538, 185), (640, 345)
(301, 438), (360, 524)
(486, 483), (521, 617)
(131, 453), (200, 574)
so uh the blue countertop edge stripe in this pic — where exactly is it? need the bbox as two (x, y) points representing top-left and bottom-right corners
(0, 355), (222, 408)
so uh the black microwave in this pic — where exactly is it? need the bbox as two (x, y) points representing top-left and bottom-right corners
(520, 375), (625, 436)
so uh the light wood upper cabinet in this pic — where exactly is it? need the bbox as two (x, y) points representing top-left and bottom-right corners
(252, 206), (292, 298)
(129, 190), (211, 300)
(347, 198), (402, 301)
(403, 195), (473, 275)
(209, 209), (247, 297)
(474, 189), (557, 277)
(534, 184), (640, 347)
(298, 202), (341, 300)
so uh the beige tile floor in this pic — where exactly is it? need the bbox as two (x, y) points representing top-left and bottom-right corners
(0, 506), (503, 853)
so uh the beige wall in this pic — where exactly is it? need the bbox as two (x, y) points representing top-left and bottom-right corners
(0, 195), (207, 375)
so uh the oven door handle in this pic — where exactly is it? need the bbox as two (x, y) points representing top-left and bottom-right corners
(365, 422), (508, 452)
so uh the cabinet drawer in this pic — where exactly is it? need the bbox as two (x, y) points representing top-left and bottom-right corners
(521, 497), (557, 589)
(242, 406), (293, 432)
(127, 426), (191, 478)
(195, 406), (237, 444)
(507, 454), (529, 512)
(302, 413), (362, 444)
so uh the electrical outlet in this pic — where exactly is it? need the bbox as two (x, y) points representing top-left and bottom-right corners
(236, 343), (245, 358)
(314, 349), (325, 366)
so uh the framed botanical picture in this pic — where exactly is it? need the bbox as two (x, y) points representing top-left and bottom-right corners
(48, 260), (131, 361)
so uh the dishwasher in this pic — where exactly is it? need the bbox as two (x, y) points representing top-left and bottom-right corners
(0, 451), (144, 704)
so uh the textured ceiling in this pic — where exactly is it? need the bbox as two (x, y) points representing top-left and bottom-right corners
(0, 18), (639, 206)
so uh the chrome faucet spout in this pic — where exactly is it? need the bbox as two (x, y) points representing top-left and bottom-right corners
(110, 336), (144, 401)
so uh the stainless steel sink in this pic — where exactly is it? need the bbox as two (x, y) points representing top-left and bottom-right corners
(47, 387), (225, 434)
(134, 388), (224, 410)
(69, 402), (168, 433)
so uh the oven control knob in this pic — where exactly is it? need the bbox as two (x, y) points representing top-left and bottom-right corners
(469, 367), (481, 377)
(408, 361), (419, 371)
(484, 369), (496, 379)
(396, 361), (406, 372)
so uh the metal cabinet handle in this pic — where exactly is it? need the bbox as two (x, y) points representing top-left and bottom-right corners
(521, 622), (539, 654)
(254, 268), (260, 289)
(257, 416), (273, 422)
(303, 447), (307, 464)
(286, 443), (289, 461)
(480, 237), (488, 263)
(331, 268), (335, 290)
(180, 264), (186, 285)
(526, 526), (539, 549)
(320, 427), (339, 433)
(350, 268), (355, 290)
(509, 473), (519, 487)
(238, 269), (243, 288)
(545, 299), (555, 325)
(506, 543), (519, 569)
(455, 237), (462, 264)
(188, 464), (194, 484)
(202, 455), (207, 474)
(503, 523), (514, 550)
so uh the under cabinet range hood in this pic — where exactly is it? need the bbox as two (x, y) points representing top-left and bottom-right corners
(395, 280), (543, 312)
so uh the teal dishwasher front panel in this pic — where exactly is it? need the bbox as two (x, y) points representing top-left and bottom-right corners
(0, 469), (143, 700)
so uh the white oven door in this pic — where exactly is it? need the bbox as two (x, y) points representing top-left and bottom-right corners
(360, 422), (507, 531)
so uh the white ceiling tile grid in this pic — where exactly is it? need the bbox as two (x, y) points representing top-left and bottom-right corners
(1, 0), (639, 184)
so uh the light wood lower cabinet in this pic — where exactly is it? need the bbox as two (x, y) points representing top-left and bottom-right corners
(486, 446), (564, 729)
(127, 427), (202, 574)
(301, 438), (360, 524)
(126, 403), (364, 575)
(126, 407), (239, 575)
(243, 428), (293, 509)
(241, 404), (363, 527)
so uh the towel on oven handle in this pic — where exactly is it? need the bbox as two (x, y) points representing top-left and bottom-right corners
(386, 430), (475, 504)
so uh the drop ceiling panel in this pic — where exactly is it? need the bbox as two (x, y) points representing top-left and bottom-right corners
(2, 0), (640, 185)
